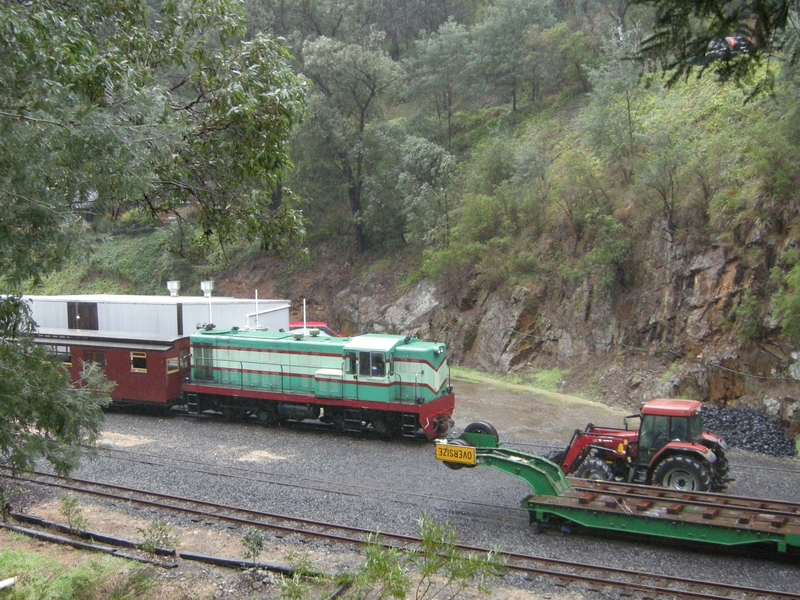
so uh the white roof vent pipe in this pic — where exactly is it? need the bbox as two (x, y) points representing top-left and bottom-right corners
(167, 281), (181, 297)
(200, 281), (214, 298)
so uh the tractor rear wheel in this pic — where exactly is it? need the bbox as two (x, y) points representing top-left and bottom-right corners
(652, 455), (712, 492)
(574, 456), (614, 481)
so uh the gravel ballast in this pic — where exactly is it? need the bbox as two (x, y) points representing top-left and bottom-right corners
(42, 402), (798, 600)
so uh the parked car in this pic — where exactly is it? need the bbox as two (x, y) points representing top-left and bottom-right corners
(289, 321), (340, 336)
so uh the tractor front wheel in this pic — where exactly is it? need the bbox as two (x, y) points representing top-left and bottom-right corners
(574, 456), (614, 481)
(652, 455), (712, 492)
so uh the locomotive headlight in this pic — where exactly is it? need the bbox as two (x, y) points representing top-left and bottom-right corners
(436, 346), (445, 356)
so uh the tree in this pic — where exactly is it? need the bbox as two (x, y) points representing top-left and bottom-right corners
(579, 31), (649, 185)
(470, 0), (555, 111)
(0, 0), (308, 476)
(1, 0), (309, 265)
(297, 32), (404, 252)
(632, 0), (798, 88)
(396, 137), (458, 248)
(0, 298), (114, 476)
(412, 18), (471, 147)
(528, 22), (601, 99)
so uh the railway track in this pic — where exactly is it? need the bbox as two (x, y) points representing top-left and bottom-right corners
(4, 470), (799, 600)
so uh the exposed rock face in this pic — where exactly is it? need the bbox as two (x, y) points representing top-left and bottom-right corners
(317, 225), (800, 420)
(222, 225), (797, 429)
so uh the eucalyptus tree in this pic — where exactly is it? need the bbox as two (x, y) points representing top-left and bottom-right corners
(412, 19), (471, 148)
(579, 31), (649, 185)
(396, 137), (458, 249)
(0, 0), (307, 476)
(470, 0), (556, 111)
(298, 32), (404, 252)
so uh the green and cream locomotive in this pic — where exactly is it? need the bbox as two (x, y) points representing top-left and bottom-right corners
(183, 327), (455, 439)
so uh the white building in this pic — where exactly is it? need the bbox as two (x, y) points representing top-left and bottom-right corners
(25, 292), (290, 337)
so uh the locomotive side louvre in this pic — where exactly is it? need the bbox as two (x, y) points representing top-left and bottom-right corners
(184, 329), (455, 438)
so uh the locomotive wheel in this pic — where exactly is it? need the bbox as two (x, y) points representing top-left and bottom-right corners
(652, 455), (712, 492)
(257, 409), (278, 426)
(371, 414), (398, 439)
(442, 439), (470, 470)
(463, 421), (499, 442)
(574, 456), (614, 481)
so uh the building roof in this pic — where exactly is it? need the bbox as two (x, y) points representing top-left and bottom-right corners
(25, 294), (289, 306)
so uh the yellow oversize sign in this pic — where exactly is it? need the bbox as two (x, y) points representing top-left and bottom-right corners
(435, 443), (476, 466)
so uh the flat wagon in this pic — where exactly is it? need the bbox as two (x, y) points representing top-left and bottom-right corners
(436, 427), (800, 554)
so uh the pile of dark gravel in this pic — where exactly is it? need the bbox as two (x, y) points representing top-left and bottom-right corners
(701, 406), (797, 459)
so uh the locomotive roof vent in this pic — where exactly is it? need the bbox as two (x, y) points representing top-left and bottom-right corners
(292, 332), (304, 340)
(308, 328), (320, 337)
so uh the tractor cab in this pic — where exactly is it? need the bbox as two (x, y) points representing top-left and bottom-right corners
(635, 399), (705, 466)
(549, 398), (730, 492)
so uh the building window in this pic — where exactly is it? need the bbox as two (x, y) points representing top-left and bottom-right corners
(131, 352), (147, 373)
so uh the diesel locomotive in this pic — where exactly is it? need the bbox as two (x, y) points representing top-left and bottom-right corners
(34, 326), (455, 439)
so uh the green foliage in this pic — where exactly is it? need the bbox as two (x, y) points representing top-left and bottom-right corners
(582, 210), (632, 293)
(735, 290), (766, 340)
(0, 551), (155, 600)
(771, 248), (800, 339)
(411, 515), (506, 598)
(0, 299), (113, 476)
(31, 229), (201, 296)
(344, 516), (505, 599)
(633, 0), (796, 90)
(280, 550), (317, 600)
(241, 528), (266, 563)
(274, 516), (505, 599)
(59, 493), (89, 536)
(526, 369), (569, 392)
(136, 520), (178, 555)
(349, 535), (410, 599)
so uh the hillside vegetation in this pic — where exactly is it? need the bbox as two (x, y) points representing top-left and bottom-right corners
(23, 1), (800, 422)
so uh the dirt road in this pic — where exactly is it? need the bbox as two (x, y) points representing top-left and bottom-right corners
(451, 372), (632, 444)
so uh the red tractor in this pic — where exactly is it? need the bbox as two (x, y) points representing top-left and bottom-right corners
(547, 399), (731, 492)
